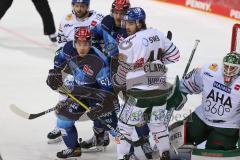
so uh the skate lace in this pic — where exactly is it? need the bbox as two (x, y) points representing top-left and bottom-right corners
(62, 148), (73, 155)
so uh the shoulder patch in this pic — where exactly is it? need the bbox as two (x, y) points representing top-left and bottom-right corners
(118, 53), (127, 61)
(208, 63), (218, 72)
(66, 14), (73, 21)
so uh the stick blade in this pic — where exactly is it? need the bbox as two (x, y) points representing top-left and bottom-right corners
(9, 104), (30, 119)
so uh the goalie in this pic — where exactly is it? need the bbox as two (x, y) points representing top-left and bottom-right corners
(167, 52), (240, 152)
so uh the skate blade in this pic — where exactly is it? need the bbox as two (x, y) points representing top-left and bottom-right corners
(47, 137), (62, 144)
(82, 146), (106, 153)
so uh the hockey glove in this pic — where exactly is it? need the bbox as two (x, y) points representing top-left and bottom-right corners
(166, 76), (187, 111)
(113, 60), (131, 87)
(46, 68), (63, 90)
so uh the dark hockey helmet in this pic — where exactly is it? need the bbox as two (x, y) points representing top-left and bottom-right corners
(223, 52), (240, 84)
(122, 7), (146, 22)
(72, 0), (90, 6)
(74, 27), (92, 43)
(111, 0), (130, 13)
(122, 7), (146, 30)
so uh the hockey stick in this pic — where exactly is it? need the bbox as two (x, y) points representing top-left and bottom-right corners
(58, 86), (148, 147)
(9, 104), (58, 120)
(9, 87), (147, 147)
(167, 31), (172, 40)
(163, 39), (200, 128)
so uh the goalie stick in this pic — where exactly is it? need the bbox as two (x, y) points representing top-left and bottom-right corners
(163, 39), (200, 127)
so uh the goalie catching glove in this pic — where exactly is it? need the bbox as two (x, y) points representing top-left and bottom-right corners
(166, 76), (188, 111)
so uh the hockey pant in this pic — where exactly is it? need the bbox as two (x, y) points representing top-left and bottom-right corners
(185, 112), (239, 150)
(117, 104), (170, 159)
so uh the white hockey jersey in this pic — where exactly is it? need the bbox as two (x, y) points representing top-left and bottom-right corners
(180, 63), (240, 128)
(118, 28), (180, 90)
(57, 10), (104, 47)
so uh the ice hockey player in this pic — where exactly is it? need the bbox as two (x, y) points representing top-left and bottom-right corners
(167, 52), (240, 152)
(81, 1), (154, 158)
(57, 0), (104, 48)
(46, 27), (118, 159)
(113, 7), (180, 160)
(47, 0), (105, 143)
(79, 0), (130, 152)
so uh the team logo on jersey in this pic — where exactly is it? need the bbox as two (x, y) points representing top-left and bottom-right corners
(213, 81), (231, 93)
(133, 58), (144, 69)
(64, 24), (73, 28)
(66, 14), (73, 21)
(96, 13), (104, 20)
(83, 65), (94, 76)
(234, 84), (240, 91)
(119, 35), (136, 50)
(91, 21), (97, 27)
(118, 53), (127, 61)
(142, 38), (149, 47)
(206, 89), (232, 108)
(148, 35), (160, 43)
(208, 63), (218, 72)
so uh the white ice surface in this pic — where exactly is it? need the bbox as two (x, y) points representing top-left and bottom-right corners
(0, 0), (239, 159)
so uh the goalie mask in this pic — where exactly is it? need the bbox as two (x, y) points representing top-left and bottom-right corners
(223, 52), (240, 85)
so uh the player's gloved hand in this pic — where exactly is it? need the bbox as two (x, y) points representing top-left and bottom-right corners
(46, 68), (63, 90)
(166, 76), (187, 111)
(113, 58), (131, 87)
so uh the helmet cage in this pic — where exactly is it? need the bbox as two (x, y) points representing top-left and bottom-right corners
(111, 0), (130, 13)
(223, 62), (240, 77)
(74, 27), (92, 45)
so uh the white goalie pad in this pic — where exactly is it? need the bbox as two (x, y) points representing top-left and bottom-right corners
(169, 121), (187, 149)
